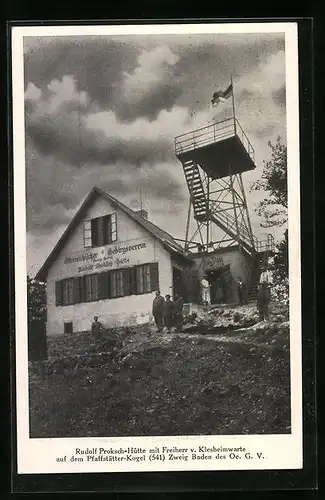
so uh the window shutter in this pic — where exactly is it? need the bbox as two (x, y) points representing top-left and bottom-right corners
(91, 274), (99, 301)
(150, 262), (159, 292)
(129, 267), (137, 295)
(111, 212), (117, 242)
(123, 268), (131, 296)
(79, 276), (86, 303)
(91, 218), (99, 247)
(97, 216), (105, 247)
(83, 220), (92, 248)
(85, 275), (92, 302)
(73, 277), (81, 303)
(106, 215), (112, 244)
(55, 281), (62, 306)
(98, 271), (110, 300)
(137, 266), (144, 294)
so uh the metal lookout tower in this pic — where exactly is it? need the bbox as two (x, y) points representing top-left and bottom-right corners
(174, 80), (274, 263)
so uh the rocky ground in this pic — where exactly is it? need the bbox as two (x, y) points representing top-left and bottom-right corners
(29, 301), (290, 438)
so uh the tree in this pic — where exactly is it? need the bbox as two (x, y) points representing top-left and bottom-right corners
(273, 229), (288, 281)
(250, 137), (289, 304)
(27, 275), (47, 324)
(250, 136), (287, 228)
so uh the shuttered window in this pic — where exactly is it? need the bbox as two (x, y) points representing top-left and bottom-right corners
(111, 269), (124, 298)
(84, 213), (118, 248)
(55, 262), (159, 306)
(62, 278), (74, 305)
(135, 263), (159, 294)
(137, 264), (152, 294)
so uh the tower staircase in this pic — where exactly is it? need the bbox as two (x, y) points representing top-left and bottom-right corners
(182, 158), (255, 255)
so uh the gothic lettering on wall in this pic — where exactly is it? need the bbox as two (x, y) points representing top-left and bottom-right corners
(202, 255), (224, 270)
(63, 241), (148, 274)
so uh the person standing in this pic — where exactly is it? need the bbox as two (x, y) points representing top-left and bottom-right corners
(173, 293), (184, 332)
(163, 294), (174, 333)
(237, 277), (245, 305)
(257, 283), (270, 321)
(91, 316), (105, 340)
(152, 290), (165, 332)
(201, 276), (211, 307)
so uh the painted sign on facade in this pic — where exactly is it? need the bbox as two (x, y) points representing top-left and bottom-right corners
(63, 239), (153, 274)
(202, 255), (224, 270)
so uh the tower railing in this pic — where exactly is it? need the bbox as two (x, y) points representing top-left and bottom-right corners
(175, 117), (255, 163)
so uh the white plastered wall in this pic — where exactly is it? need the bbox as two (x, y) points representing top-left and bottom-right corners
(45, 196), (173, 334)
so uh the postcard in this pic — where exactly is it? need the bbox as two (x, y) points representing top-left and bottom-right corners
(11, 21), (302, 474)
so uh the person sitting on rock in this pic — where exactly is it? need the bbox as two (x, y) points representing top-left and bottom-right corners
(173, 293), (184, 332)
(152, 290), (165, 332)
(163, 294), (174, 333)
(91, 316), (105, 340)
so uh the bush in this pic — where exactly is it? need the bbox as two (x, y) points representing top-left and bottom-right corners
(270, 278), (289, 307)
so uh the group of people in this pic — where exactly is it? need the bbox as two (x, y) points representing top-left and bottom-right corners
(237, 274), (271, 321)
(202, 274), (271, 322)
(91, 270), (271, 340)
(152, 290), (184, 333)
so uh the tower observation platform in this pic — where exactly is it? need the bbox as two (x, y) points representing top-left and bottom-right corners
(174, 116), (274, 260)
(175, 117), (255, 178)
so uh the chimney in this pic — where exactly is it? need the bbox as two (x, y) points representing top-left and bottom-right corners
(135, 209), (148, 219)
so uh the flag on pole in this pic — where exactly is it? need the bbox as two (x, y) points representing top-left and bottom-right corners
(211, 83), (233, 107)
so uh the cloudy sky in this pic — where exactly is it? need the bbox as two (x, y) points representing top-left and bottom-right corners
(23, 31), (287, 277)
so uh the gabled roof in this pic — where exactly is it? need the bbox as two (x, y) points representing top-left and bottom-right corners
(35, 186), (191, 281)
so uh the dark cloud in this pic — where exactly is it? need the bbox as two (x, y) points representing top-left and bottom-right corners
(26, 130), (186, 234)
(116, 85), (182, 123)
(24, 37), (140, 110)
(24, 33), (285, 123)
(26, 114), (175, 167)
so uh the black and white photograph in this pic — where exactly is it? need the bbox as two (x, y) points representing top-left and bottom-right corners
(12, 22), (302, 474)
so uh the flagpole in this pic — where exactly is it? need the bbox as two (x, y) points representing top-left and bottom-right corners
(230, 75), (236, 135)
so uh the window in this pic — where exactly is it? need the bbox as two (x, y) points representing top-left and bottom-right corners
(83, 220), (92, 248)
(62, 278), (74, 305)
(64, 322), (73, 334)
(83, 213), (117, 248)
(85, 274), (99, 302)
(110, 269), (124, 298)
(137, 264), (152, 294)
(55, 262), (159, 306)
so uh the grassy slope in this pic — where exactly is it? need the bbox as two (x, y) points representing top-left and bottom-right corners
(29, 321), (290, 438)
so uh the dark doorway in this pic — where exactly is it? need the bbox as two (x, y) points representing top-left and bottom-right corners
(172, 267), (188, 301)
(206, 265), (231, 304)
